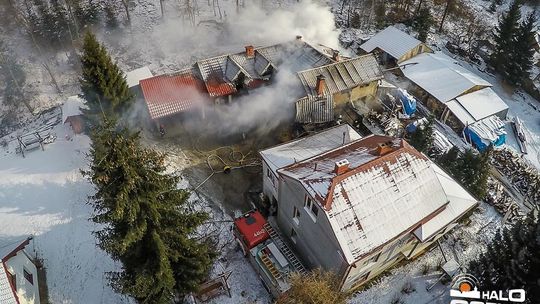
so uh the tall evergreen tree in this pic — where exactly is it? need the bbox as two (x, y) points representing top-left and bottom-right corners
(507, 12), (537, 85)
(490, 1), (521, 78)
(80, 31), (132, 124)
(85, 122), (215, 302)
(412, 7), (433, 42)
(469, 211), (540, 304)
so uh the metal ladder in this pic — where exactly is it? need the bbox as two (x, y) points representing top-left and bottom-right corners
(263, 223), (307, 275)
(260, 254), (283, 280)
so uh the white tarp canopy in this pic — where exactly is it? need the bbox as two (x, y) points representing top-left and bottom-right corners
(400, 52), (491, 102)
(360, 26), (425, 61)
(454, 87), (508, 121)
(125, 66), (153, 88)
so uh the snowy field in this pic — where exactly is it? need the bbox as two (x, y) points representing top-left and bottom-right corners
(0, 124), (133, 303)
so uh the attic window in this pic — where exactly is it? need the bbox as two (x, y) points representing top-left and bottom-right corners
(304, 196), (318, 222)
(23, 268), (33, 285)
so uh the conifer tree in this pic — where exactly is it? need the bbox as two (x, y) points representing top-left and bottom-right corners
(80, 31), (132, 125)
(508, 13), (537, 85)
(412, 7), (433, 42)
(490, 1), (521, 77)
(408, 117), (434, 153)
(469, 211), (540, 304)
(85, 121), (214, 302)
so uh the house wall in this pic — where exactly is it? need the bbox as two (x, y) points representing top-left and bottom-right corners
(342, 220), (459, 292)
(261, 160), (279, 203)
(332, 81), (379, 107)
(276, 175), (348, 277)
(5, 251), (40, 304)
(397, 43), (432, 63)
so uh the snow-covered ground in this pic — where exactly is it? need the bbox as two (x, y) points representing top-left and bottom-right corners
(0, 124), (133, 303)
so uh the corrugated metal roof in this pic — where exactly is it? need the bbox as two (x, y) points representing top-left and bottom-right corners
(140, 72), (207, 120)
(454, 87), (508, 121)
(401, 52), (492, 102)
(295, 95), (334, 123)
(297, 55), (383, 97)
(360, 26), (426, 61)
(260, 124), (362, 174)
(279, 136), (469, 263)
(445, 99), (476, 125)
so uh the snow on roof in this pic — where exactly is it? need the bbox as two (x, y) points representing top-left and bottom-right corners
(0, 238), (31, 304)
(295, 94), (334, 124)
(360, 26), (426, 61)
(0, 266), (17, 304)
(259, 124), (362, 174)
(62, 96), (87, 123)
(468, 115), (507, 142)
(412, 164), (478, 242)
(125, 66), (153, 88)
(279, 136), (473, 263)
(454, 88), (508, 121)
(297, 55), (383, 96)
(140, 71), (207, 120)
(401, 52), (491, 102)
(445, 99), (476, 125)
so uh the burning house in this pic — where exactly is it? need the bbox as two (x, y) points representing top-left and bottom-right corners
(259, 125), (478, 292)
(138, 38), (335, 128)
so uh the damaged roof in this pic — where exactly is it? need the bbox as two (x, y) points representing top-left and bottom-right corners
(297, 55), (383, 97)
(279, 136), (476, 263)
(295, 94), (334, 124)
(140, 70), (207, 119)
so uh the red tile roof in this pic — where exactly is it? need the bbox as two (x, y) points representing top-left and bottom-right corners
(205, 75), (237, 97)
(140, 73), (207, 120)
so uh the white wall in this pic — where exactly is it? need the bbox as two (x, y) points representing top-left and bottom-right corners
(5, 250), (40, 304)
(262, 160), (279, 203)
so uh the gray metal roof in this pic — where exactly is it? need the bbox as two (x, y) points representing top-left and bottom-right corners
(360, 26), (425, 60)
(297, 55), (383, 96)
(295, 95), (334, 124)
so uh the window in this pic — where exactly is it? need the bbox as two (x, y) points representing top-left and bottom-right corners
(291, 228), (298, 244)
(304, 196), (318, 222)
(23, 268), (33, 285)
(266, 168), (275, 185)
(293, 206), (300, 225)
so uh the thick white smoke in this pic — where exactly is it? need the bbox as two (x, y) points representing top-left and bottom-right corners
(114, 0), (341, 135)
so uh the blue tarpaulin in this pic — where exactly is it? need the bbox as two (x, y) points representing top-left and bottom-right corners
(464, 116), (507, 152)
(397, 88), (417, 116)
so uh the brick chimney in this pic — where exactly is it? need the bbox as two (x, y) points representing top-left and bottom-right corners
(376, 142), (394, 156)
(334, 159), (350, 175)
(296, 35), (303, 40)
(245, 45), (255, 58)
(315, 75), (326, 96)
(332, 50), (340, 61)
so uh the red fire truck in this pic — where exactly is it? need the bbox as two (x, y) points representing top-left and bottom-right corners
(233, 210), (307, 298)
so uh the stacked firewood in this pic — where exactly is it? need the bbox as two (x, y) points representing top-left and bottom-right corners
(490, 149), (540, 206)
(485, 177), (524, 222)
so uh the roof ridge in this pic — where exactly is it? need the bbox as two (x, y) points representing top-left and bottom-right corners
(296, 54), (378, 75)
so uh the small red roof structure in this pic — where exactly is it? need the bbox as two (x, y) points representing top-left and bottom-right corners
(234, 210), (270, 249)
(139, 73), (207, 120)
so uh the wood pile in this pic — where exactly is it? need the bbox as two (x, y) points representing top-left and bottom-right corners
(491, 149), (540, 206)
(485, 177), (524, 223)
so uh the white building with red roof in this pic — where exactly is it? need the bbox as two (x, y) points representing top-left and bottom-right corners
(0, 237), (41, 304)
(259, 125), (478, 291)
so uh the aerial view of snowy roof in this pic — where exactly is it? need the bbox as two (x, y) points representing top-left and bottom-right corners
(1, 0), (539, 304)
